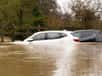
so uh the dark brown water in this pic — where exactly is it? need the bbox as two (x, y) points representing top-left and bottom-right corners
(0, 43), (102, 76)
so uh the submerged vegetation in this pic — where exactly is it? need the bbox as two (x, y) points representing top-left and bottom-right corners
(0, 0), (102, 41)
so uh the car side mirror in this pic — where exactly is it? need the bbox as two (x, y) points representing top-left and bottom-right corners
(27, 39), (34, 42)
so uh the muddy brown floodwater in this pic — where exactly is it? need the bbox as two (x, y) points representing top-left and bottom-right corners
(0, 42), (102, 76)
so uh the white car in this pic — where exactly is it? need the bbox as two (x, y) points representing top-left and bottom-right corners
(21, 30), (80, 46)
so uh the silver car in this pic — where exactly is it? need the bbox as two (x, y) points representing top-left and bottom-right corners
(71, 29), (102, 42)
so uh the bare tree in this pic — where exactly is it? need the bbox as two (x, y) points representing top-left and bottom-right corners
(71, 0), (102, 29)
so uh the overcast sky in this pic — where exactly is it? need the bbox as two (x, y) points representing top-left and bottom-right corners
(55, 0), (102, 15)
(55, 0), (72, 14)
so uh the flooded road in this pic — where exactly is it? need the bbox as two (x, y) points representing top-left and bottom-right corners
(0, 43), (102, 76)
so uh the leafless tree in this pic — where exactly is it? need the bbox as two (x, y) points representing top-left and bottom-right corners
(71, 0), (102, 29)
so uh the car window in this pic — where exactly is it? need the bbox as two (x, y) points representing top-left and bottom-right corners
(72, 31), (96, 38)
(46, 32), (67, 39)
(80, 31), (94, 38)
(72, 32), (80, 37)
(32, 33), (46, 41)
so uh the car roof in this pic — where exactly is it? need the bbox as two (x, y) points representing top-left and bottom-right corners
(73, 29), (100, 33)
(34, 30), (72, 34)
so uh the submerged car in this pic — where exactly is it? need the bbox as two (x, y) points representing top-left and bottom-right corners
(71, 30), (102, 42)
(14, 29), (102, 45)
(23, 30), (80, 45)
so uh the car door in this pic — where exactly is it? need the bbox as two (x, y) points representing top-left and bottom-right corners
(80, 31), (96, 42)
(45, 32), (67, 46)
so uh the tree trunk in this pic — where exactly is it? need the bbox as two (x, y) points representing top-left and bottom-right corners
(0, 35), (4, 42)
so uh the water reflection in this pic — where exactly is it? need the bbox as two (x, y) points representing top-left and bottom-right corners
(70, 43), (102, 76)
(0, 44), (56, 76)
(0, 43), (102, 76)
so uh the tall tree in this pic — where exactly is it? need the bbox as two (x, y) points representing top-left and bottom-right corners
(71, 0), (102, 29)
(0, 0), (20, 42)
